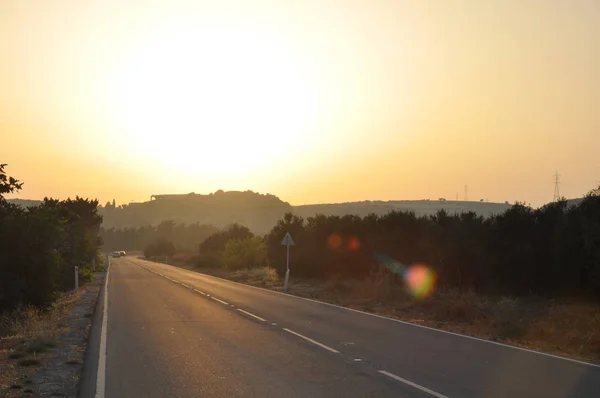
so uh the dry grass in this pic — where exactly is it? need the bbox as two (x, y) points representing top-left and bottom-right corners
(229, 267), (279, 287)
(0, 290), (83, 396)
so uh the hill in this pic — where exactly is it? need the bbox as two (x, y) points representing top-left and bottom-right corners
(8, 194), (581, 234)
(100, 191), (292, 234)
(293, 200), (511, 219)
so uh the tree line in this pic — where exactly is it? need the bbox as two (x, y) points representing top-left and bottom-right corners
(100, 221), (219, 253)
(137, 184), (600, 299)
(265, 188), (600, 298)
(0, 164), (103, 312)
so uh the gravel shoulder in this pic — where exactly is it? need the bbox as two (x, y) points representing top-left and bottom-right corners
(0, 272), (104, 397)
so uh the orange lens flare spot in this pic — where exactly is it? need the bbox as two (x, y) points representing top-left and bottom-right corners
(348, 236), (361, 251)
(327, 234), (342, 249)
(404, 264), (436, 299)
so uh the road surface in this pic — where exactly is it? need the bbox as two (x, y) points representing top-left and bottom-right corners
(80, 257), (600, 397)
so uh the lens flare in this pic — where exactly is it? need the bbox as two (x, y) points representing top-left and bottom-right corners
(327, 234), (342, 249)
(404, 264), (436, 299)
(348, 236), (361, 251)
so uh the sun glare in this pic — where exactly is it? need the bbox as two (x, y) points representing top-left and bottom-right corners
(109, 24), (318, 176)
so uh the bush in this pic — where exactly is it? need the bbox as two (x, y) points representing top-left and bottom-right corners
(222, 237), (267, 271)
(144, 237), (175, 259)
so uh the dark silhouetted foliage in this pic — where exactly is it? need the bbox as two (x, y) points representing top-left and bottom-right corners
(143, 237), (176, 259)
(266, 187), (600, 299)
(100, 221), (219, 252)
(198, 224), (253, 253)
(0, 165), (102, 312)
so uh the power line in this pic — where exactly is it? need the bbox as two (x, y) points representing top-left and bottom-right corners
(553, 172), (561, 202)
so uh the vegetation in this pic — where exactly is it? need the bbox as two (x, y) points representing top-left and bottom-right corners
(191, 224), (266, 270)
(101, 221), (219, 252)
(0, 165), (103, 313)
(222, 237), (268, 270)
(143, 237), (176, 259)
(265, 188), (600, 299)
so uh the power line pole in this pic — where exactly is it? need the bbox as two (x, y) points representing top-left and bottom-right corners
(464, 185), (468, 201)
(553, 172), (561, 202)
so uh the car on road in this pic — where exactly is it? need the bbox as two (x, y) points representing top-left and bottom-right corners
(112, 251), (121, 258)
(119, 250), (127, 257)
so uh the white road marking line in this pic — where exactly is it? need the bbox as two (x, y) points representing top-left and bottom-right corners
(378, 370), (449, 398)
(193, 289), (206, 295)
(95, 263), (110, 398)
(237, 309), (266, 322)
(282, 328), (340, 354)
(271, 323), (277, 326)
(354, 359), (362, 362)
(181, 283), (191, 288)
(210, 296), (229, 305)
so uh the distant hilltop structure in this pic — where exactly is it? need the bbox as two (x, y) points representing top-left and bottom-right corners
(150, 190), (231, 200)
(151, 193), (197, 200)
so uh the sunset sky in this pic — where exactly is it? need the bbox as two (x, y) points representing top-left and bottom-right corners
(1, 0), (599, 206)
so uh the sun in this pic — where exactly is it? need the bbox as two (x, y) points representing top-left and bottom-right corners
(109, 24), (318, 177)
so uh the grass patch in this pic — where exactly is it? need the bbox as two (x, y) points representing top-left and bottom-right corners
(230, 267), (279, 285)
(17, 358), (40, 367)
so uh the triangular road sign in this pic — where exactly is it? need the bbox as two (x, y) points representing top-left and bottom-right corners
(281, 232), (295, 246)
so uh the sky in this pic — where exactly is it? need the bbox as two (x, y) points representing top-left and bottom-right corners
(1, 0), (599, 206)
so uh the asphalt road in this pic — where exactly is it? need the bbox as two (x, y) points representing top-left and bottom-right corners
(80, 257), (600, 398)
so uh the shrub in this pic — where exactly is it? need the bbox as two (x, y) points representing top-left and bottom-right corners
(144, 237), (175, 259)
(222, 237), (267, 271)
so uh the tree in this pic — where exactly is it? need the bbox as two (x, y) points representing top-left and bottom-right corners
(199, 224), (253, 253)
(0, 163), (23, 197)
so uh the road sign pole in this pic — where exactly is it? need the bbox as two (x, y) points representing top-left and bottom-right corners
(281, 232), (294, 293)
(284, 244), (290, 292)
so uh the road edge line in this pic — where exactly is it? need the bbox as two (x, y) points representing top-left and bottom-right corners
(94, 262), (110, 398)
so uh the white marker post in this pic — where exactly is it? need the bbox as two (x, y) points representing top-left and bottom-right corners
(281, 232), (295, 292)
(74, 266), (79, 290)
